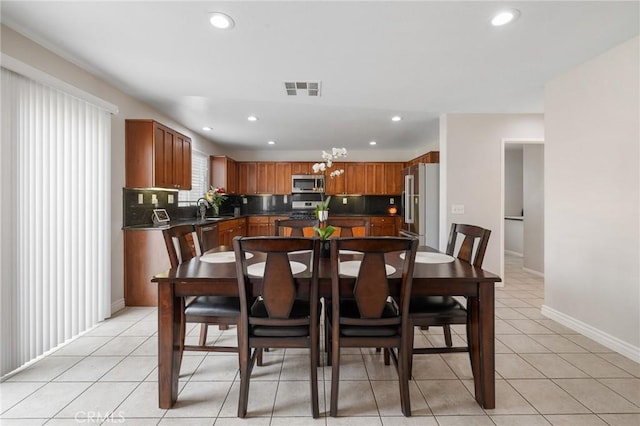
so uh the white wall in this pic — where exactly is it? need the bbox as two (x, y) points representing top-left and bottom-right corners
(523, 145), (544, 274)
(544, 36), (639, 360)
(1, 25), (223, 312)
(505, 147), (523, 216)
(441, 114), (544, 275)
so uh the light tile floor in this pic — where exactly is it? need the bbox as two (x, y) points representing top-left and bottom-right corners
(1, 254), (639, 425)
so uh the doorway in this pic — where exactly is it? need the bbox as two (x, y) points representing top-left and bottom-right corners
(500, 139), (544, 284)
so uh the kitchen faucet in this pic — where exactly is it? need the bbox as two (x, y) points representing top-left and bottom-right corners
(196, 198), (209, 221)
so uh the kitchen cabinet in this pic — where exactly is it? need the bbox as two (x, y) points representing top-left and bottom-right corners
(238, 162), (257, 194)
(247, 216), (270, 236)
(125, 119), (192, 190)
(256, 162), (276, 194)
(218, 218), (246, 246)
(370, 216), (399, 236)
(291, 162), (312, 175)
(210, 156), (238, 194)
(274, 162), (292, 194)
(124, 230), (170, 306)
(197, 223), (219, 252)
(345, 162), (366, 194)
(365, 163), (386, 195)
(406, 151), (439, 167)
(384, 163), (404, 195)
(324, 162), (346, 195)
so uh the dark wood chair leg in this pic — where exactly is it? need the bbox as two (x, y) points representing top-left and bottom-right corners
(219, 324), (229, 330)
(384, 348), (391, 365)
(443, 324), (453, 347)
(198, 323), (208, 346)
(330, 342), (340, 416)
(256, 348), (263, 366)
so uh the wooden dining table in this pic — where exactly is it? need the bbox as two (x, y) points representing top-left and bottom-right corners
(151, 244), (501, 410)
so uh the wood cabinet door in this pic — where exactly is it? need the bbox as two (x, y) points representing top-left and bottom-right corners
(256, 162), (276, 194)
(247, 217), (270, 236)
(174, 134), (191, 190)
(238, 162), (257, 194)
(211, 156), (238, 194)
(291, 162), (311, 175)
(345, 162), (365, 194)
(370, 217), (397, 236)
(365, 163), (385, 195)
(325, 162), (346, 195)
(384, 163), (404, 195)
(274, 162), (292, 194)
(154, 123), (174, 188)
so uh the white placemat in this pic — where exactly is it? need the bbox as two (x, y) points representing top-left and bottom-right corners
(339, 250), (362, 255)
(400, 252), (455, 263)
(200, 251), (254, 263)
(339, 260), (396, 277)
(288, 250), (311, 255)
(247, 261), (307, 277)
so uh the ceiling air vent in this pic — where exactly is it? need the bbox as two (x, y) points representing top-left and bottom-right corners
(284, 81), (321, 96)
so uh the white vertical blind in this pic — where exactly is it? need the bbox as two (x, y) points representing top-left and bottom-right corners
(0, 68), (111, 376)
(179, 149), (208, 204)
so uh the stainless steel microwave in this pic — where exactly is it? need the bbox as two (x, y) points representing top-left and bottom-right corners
(291, 174), (324, 193)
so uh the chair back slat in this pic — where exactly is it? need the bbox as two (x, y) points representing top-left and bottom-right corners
(354, 253), (390, 318)
(445, 223), (491, 267)
(326, 218), (370, 237)
(274, 219), (318, 237)
(262, 252), (296, 318)
(162, 224), (202, 267)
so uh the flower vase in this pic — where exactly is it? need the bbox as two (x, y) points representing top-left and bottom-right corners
(212, 204), (219, 217)
(320, 240), (331, 258)
(317, 210), (329, 222)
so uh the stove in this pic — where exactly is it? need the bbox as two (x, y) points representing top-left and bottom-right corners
(289, 209), (317, 220)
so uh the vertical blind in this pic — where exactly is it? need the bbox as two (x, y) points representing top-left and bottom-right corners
(0, 68), (111, 376)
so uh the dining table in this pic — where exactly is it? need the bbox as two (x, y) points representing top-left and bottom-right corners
(151, 244), (501, 410)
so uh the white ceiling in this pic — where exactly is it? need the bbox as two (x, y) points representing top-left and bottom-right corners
(1, 1), (638, 152)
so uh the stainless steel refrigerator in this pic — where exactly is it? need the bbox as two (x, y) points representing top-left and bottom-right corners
(401, 163), (439, 247)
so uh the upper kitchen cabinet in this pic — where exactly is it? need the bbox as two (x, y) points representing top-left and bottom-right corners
(125, 119), (192, 190)
(345, 162), (366, 194)
(290, 162), (313, 175)
(256, 162), (276, 194)
(274, 162), (292, 194)
(210, 156), (238, 194)
(384, 162), (404, 195)
(325, 162), (346, 195)
(365, 163), (385, 195)
(238, 162), (257, 194)
(406, 151), (439, 167)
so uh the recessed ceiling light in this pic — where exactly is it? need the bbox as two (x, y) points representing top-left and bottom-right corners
(267, 140), (275, 145)
(491, 9), (520, 26)
(209, 12), (235, 30)
(391, 115), (402, 122)
(369, 141), (377, 146)
(202, 126), (212, 131)
(247, 115), (258, 122)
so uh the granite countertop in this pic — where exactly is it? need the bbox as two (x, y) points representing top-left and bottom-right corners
(123, 213), (401, 231)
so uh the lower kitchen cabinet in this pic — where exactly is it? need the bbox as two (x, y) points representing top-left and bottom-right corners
(124, 230), (170, 306)
(247, 215), (289, 236)
(197, 223), (219, 251)
(218, 218), (246, 246)
(369, 216), (400, 236)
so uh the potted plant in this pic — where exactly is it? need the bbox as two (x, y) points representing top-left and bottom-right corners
(314, 195), (331, 222)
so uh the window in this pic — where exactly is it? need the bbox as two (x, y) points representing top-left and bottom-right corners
(179, 150), (209, 205)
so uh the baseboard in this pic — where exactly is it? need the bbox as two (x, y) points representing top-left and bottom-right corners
(504, 250), (523, 257)
(111, 298), (126, 317)
(522, 267), (544, 277)
(541, 304), (640, 363)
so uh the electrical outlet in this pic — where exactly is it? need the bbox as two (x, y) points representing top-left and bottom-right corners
(342, 197), (347, 204)
(168, 194), (174, 204)
(151, 194), (158, 204)
(451, 204), (465, 214)
(390, 198), (394, 205)
(137, 194), (144, 204)
(242, 197), (248, 205)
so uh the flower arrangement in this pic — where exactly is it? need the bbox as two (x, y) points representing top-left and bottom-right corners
(204, 186), (227, 215)
(311, 148), (347, 242)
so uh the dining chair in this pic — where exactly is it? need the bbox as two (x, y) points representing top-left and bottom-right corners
(408, 223), (491, 371)
(233, 236), (321, 418)
(273, 218), (318, 237)
(162, 225), (240, 356)
(326, 217), (370, 237)
(327, 237), (418, 417)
